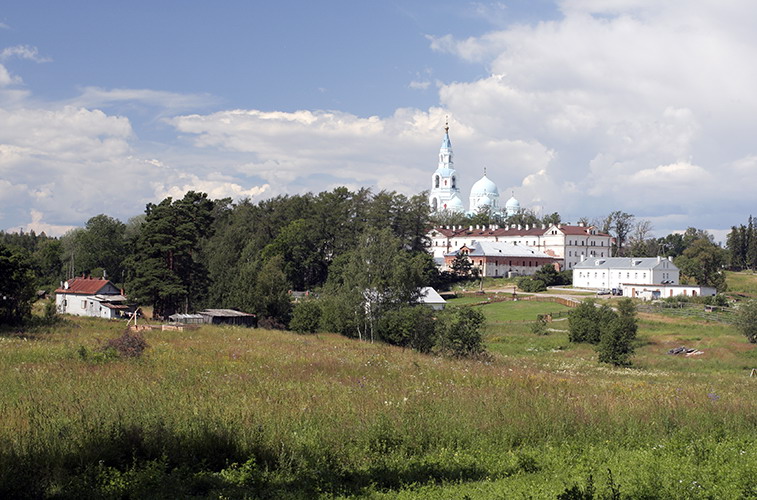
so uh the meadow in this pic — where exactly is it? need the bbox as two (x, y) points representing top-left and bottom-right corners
(1, 293), (756, 498)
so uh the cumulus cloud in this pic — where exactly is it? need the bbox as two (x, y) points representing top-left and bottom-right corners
(426, 0), (757, 233)
(8, 210), (77, 237)
(70, 87), (219, 113)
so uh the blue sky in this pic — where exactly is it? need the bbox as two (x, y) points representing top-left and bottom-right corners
(1, 1), (756, 241)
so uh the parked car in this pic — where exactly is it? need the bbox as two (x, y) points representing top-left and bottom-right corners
(596, 289), (611, 295)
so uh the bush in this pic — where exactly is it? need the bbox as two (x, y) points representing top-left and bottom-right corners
(517, 277), (547, 293)
(568, 299), (615, 344)
(597, 298), (638, 366)
(435, 307), (486, 357)
(531, 314), (548, 335)
(258, 317), (286, 330)
(289, 300), (322, 333)
(735, 299), (757, 343)
(378, 306), (436, 353)
(104, 330), (148, 358)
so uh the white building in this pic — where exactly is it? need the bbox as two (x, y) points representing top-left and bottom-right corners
(427, 224), (613, 269)
(55, 277), (133, 319)
(630, 284), (717, 300)
(427, 123), (519, 217)
(572, 256), (679, 290)
(444, 240), (561, 277)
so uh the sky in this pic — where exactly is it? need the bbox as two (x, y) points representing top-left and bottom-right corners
(1, 1), (756, 241)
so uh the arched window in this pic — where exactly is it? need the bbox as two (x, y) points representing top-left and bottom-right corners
(451, 176), (456, 188)
(434, 175), (440, 188)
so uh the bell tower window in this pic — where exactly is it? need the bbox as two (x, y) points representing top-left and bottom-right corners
(434, 175), (440, 188)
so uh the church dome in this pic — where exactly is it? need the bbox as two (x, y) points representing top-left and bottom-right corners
(505, 196), (520, 210)
(445, 194), (465, 212)
(470, 175), (499, 197)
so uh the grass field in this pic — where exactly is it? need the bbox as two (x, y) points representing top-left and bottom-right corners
(727, 270), (757, 296)
(1, 297), (756, 498)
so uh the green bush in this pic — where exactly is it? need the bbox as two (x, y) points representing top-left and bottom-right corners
(597, 298), (638, 366)
(435, 307), (486, 357)
(289, 300), (322, 333)
(569, 299), (615, 344)
(378, 305), (436, 353)
(735, 299), (757, 343)
(517, 277), (547, 293)
(530, 314), (548, 335)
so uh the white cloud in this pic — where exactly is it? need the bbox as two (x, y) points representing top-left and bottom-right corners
(409, 80), (431, 90)
(152, 173), (269, 201)
(70, 87), (219, 113)
(7, 210), (78, 237)
(0, 45), (51, 63)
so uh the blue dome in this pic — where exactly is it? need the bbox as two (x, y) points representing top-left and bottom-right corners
(505, 196), (520, 209)
(470, 175), (499, 197)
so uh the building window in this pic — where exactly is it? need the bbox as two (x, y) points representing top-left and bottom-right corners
(81, 300), (86, 309)
(434, 175), (440, 188)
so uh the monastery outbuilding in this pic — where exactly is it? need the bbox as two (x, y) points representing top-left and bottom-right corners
(55, 276), (135, 319)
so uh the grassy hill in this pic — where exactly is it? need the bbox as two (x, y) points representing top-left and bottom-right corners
(1, 307), (756, 498)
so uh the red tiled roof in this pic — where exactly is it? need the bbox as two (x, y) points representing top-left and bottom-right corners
(54, 277), (116, 295)
(430, 224), (611, 238)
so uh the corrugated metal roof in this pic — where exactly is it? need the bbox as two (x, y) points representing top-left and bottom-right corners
(574, 257), (677, 270)
(447, 241), (556, 259)
(54, 277), (119, 295)
(199, 309), (255, 317)
(417, 287), (446, 304)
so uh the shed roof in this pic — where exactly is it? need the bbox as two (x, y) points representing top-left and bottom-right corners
(199, 309), (255, 317)
(417, 287), (446, 305)
(54, 277), (119, 295)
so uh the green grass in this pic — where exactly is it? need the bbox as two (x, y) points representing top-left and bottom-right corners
(446, 296), (572, 323)
(726, 270), (757, 296)
(0, 308), (756, 498)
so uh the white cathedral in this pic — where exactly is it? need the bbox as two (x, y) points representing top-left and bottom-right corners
(428, 124), (520, 217)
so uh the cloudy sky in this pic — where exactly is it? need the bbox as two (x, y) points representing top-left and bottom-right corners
(1, 1), (756, 240)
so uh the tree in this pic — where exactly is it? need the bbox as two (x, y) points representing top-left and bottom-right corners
(450, 252), (474, 278)
(0, 243), (36, 325)
(435, 307), (486, 357)
(734, 300), (757, 343)
(606, 211), (635, 256)
(323, 228), (427, 342)
(289, 300), (322, 334)
(674, 238), (727, 292)
(569, 299), (615, 344)
(254, 255), (292, 325)
(597, 298), (638, 366)
(378, 305), (436, 353)
(517, 276), (547, 292)
(126, 191), (217, 318)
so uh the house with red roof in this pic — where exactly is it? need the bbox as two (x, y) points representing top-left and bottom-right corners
(428, 223), (614, 270)
(54, 276), (134, 319)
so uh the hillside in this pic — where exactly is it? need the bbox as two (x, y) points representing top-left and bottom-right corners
(1, 306), (756, 498)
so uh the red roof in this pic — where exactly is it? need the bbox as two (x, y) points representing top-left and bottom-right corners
(430, 224), (610, 238)
(54, 277), (117, 295)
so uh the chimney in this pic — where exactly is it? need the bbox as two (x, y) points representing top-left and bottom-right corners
(469, 226), (473, 231)
(580, 255), (585, 262)
(657, 256), (662, 263)
(525, 224), (529, 230)
(668, 256), (673, 261)
(517, 224), (522, 230)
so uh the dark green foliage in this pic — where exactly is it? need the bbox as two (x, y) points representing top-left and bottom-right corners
(0, 242), (36, 325)
(674, 238), (728, 292)
(378, 305), (436, 353)
(289, 300), (322, 334)
(517, 276), (547, 292)
(435, 307), (486, 357)
(450, 252), (474, 278)
(568, 299), (615, 344)
(597, 298), (638, 366)
(533, 264), (571, 287)
(126, 192), (218, 318)
(61, 214), (128, 281)
(254, 255), (292, 326)
(735, 299), (757, 343)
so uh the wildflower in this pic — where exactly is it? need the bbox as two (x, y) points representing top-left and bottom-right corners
(707, 392), (719, 402)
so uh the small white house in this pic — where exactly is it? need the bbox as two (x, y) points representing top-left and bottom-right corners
(573, 256), (679, 290)
(417, 287), (447, 310)
(55, 277), (134, 319)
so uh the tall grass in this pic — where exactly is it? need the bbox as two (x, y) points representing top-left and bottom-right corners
(0, 315), (755, 498)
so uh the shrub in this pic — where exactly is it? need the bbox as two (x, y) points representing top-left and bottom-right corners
(530, 314), (548, 335)
(378, 305), (436, 353)
(105, 330), (148, 358)
(289, 300), (322, 333)
(597, 298), (638, 366)
(258, 317), (286, 330)
(435, 307), (486, 357)
(569, 299), (615, 344)
(517, 277), (547, 293)
(735, 299), (757, 343)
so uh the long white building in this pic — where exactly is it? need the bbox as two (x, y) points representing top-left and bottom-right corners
(572, 256), (679, 290)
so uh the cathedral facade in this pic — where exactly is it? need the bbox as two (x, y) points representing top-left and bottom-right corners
(428, 125), (520, 217)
